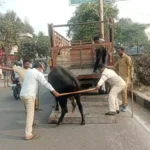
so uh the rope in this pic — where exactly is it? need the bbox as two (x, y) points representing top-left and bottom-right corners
(59, 87), (97, 96)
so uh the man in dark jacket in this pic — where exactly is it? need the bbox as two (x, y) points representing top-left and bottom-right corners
(93, 36), (107, 73)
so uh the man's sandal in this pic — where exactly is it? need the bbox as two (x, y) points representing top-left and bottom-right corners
(105, 112), (116, 115)
(25, 134), (40, 140)
(35, 108), (42, 112)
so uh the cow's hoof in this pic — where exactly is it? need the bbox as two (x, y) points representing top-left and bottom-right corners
(80, 121), (85, 125)
(56, 121), (62, 126)
(55, 107), (59, 111)
(48, 120), (57, 124)
(56, 122), (60, 126)
(66, 109), (68, 113)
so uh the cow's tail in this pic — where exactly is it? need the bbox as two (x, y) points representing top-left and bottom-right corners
(69, 96), (77, 113)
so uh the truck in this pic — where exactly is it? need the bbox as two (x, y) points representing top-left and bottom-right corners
(48, 19), (114, 94)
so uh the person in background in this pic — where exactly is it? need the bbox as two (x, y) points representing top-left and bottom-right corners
(96, 64), (126, 115)
(0, 60), (41, 111)
(112, 47), (134, 112)
(20, 61), (60, 140)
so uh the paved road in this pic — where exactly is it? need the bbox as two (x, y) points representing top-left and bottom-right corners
(0, 82), (150, 150)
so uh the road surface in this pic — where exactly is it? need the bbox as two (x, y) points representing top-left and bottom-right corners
(0, 81), (150, 150)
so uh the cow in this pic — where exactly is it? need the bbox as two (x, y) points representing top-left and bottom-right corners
(48, 66), (85, 125)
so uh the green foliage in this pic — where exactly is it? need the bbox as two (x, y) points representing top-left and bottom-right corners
(18, 32), (50, 60)
(67, 3), (118, 40)
(115, 18), (148, 46)
(133, 52), (150, 85)
(0, 11), (24, 50)
(36, 32), (50, 57)
(0, 10), (37, 61)
(67, 4), (148, 46)
(22, 20), (34, 34)
(0, 10), (35, 61)
(18, 38), (37, 60)
(0, 10), (50, 62)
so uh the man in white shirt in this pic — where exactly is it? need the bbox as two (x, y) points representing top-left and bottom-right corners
(96, 64), (126, 115)
(20, 61), (60, 140)
(0, 60), (41, 111)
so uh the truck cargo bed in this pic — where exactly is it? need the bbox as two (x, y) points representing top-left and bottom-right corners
(70, 68), (101, 80)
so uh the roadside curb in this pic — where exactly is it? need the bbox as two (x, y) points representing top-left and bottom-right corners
(128, 90), (150, 110)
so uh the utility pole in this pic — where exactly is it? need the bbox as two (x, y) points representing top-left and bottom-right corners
(98, 0), (104, 39)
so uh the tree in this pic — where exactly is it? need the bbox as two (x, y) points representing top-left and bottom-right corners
(133, 52), (150, 85)
(18, 32), (50, 60)
(0, 11), (25, 62)
(0, 10), (35, 63)
(67, 3), (119, 40)
(115, 18), (148, 46)
(36, 32), (50, 58)
(18, 38), (37, 60)
(22, 20), (34, 34)
(0, 11), (24, 47)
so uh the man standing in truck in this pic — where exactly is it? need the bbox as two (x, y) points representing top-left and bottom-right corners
(93, 36), (107, 73)
(93, 36), (107, 93)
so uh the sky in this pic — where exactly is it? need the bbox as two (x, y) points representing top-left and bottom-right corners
(1, 0), (150, 37)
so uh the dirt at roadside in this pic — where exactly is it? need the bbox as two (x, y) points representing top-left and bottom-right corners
(134, 83), (150, 97)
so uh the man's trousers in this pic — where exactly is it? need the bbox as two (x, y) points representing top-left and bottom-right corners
(121, 77), (130, 106)
(108, 82), (126, 112)
(21, 96), (35, 138)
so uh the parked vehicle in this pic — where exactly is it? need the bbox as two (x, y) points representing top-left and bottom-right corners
(48, 20), (114, 94)
(13, 80), (21, 100)
(11, 71), (21, 100)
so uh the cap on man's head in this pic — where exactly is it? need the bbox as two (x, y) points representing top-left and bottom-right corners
(93, 36), (100, 41)
(99, 38), (105, 42)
